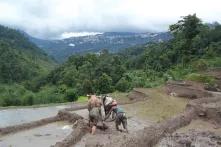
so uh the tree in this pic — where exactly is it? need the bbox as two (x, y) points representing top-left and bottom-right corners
(170, 14), (202, 40)
(96, 73), (113, 94)
(115, 77), (131, 92)
(82, 79), (94, 94)
(169, 14), (202, 64)
(65, 89), (78, 102)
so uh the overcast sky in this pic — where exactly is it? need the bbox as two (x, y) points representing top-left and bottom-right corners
(0, 0), (220, 39)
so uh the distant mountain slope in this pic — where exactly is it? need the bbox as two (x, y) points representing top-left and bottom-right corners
(0, 25), (55, 83)
(29, 32), (171, 62)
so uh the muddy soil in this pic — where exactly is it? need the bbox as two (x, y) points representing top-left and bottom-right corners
(74, 115), (152, 147)
(53, 88), (188, 147)
(204, 68), (221, 80)
(0, 121), (73, 147)
(128, 88), (148, 101)
(177, 119), (221, 135)
(156, 120), (221, 147)
(157, 130), (221, 147)
(166, 80), (212, 99)
(71, 101), (155, 147)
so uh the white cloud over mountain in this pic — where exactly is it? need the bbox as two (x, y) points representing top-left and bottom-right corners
(0, 0), (220, 39)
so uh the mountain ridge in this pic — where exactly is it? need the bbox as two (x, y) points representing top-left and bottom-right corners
(27, 31), (171, 62)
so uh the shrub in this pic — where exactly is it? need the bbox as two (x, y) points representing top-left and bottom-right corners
(23, 93), (34, 105)
(185, 73), (215, 85)
(96, 73), (113, 94)
(192, 59), (208, 71)
(206, 57), (221, 68)
(65, 89), (78, 102)
(34, 85), (65, 104)
(0, 84), (29, 106)
(2, 96), (22, 106)
(167, 64), (194, 80)
(115, 77), (131, 92)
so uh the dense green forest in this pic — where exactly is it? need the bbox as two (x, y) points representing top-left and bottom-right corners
(0, 14), (221, 106)
(0, 25), (55, 83)
(43, 14), (221, 95)
(0, 25), (55, 106)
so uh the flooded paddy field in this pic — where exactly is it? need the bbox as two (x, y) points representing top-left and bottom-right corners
(0, 105), (69, 127)
(0, 121), (73, 147)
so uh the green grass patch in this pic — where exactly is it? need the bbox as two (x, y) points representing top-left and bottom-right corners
(206, 56), (221, 68)
(77, 96), (88, 103)
(185, 73), (216, 85)
(109, 92), (130, 104)
(76, 92), (130, 104)
(123, 88), (188, 122)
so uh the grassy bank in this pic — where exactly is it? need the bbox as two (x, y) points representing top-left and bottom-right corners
(123, 88), (188, 122)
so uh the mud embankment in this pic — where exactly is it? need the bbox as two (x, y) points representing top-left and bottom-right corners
(0, 107), (89, 146)
(0, 122), (73, 147)
(57, 110), (84, 122)
(102, 107), (196, 147)
(158, 129), (221, 147)
(54, 119), (89, 147)
(128, 88), (148, 101)
(166, 80), (212, 99)
(0, 116), (60, 135)
(63, 104), (88, 112)
(205, 68), (221, 91)
(0, 110), (84, 136)
(189, 97), (221, 124)
(52, 110), (90, 147)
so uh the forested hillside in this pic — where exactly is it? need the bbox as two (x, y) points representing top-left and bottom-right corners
(43, 14), (221, 96)
(0, 14), (221, 107)
(0, 25), (55, 83)
(0, 25), (56, 106)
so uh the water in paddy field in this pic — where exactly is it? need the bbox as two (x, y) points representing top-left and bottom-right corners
(0, 105), (69, 127)
(0, 121), (73, 147)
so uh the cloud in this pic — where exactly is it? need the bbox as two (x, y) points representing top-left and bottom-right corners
(0, 0), (220, 39)
(60, 32), (103, 39)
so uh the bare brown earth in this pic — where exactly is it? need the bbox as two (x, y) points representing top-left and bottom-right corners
(204, 68), (221, 80)
(204, 68), (221, 91)
(166, 80), (212, 99)
(156, 119), (221, 147)
(73, 103), (154, 147)
(128, 88), (148, 101)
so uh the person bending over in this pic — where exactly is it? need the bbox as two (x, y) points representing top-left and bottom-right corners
(104, 103), (128, 133)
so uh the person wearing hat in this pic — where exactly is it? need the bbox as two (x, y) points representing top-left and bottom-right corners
(103, 95), (117, 119)
(103, 101), (128, 133)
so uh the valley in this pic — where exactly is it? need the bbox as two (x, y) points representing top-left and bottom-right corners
(0, 13), (221, 147)
(28, 32), (171, 62)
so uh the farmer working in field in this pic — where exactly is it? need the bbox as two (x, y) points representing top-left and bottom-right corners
(104, 100), (128, 133)
(87, 94), (103, 135)
(103, 95), (117, 118)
